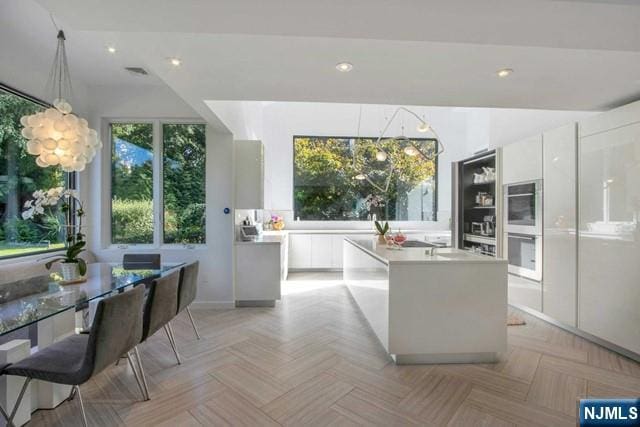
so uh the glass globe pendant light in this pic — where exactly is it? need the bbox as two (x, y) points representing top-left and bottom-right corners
(21, 30), (102, 172)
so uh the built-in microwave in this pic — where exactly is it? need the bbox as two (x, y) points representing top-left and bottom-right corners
(504, 180), (542, 235)
(504, 232), (542, 282)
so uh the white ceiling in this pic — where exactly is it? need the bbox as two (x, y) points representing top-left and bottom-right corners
(4, 0), (640, 111)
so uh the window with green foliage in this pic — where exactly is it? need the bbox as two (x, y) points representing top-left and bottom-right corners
(163, 124), (206, 244)
(111, 123), (154, 244)
(293, 136), (437, 221)
(0, 85), (68, 259)
(110, 121), (206, 245)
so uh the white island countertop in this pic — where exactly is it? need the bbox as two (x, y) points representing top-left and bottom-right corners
(234, 234), (285, 245)
(345, 237), (505, 265)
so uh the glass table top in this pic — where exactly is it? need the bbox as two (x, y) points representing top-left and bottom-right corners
(0, 262), (183, 337)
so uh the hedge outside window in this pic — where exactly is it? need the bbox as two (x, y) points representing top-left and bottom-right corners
(0, 85), (68, 259)
(110, 121), (206, 245)
(293, 136), (437, 221)
(111, 123), (154, 244)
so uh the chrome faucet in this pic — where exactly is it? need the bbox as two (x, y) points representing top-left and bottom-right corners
(426, 247), (437, 257)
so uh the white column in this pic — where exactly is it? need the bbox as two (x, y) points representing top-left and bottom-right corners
(0, 339), (31, 427)
(34, 309), (75, 409)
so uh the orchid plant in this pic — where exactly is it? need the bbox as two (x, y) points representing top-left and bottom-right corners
(22, 186), (87, 276)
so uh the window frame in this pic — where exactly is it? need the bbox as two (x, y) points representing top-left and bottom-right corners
(292, 134), (439, 222)
(0, 82), (76, 261)
(105, 118), (207, 249)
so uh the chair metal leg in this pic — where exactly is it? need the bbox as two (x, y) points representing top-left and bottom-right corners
(133, 346), (150, 400)
(74, 385), (88, 427)
(0, 402), (10, 424)
(164, 323), (182, 365)
(6, 377), (31, 427)
(126, 351), (148, 401)
(186, 307), (201, 340)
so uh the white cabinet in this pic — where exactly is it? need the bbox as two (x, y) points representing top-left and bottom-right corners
(311, 235), (333, 268)
(288, 234), (311, 269)
(234, 140), (264, 209)
(331, 235), (345, 268)
(235, 243), (281, 303)
(502, 135), (543, 184)
(542, 123), (578, 326)
(578, 111), (640, 354)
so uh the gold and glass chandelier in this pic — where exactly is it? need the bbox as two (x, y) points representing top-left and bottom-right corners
(21, 30), (101, 172)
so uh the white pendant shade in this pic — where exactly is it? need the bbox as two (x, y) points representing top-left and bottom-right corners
(21, 99), (102, 172)
(21, 29), (101, 172)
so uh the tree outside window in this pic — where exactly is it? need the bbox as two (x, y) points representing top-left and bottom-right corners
(294, 136), (437, 221)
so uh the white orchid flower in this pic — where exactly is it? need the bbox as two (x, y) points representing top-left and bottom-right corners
(22, 209), (34, 220)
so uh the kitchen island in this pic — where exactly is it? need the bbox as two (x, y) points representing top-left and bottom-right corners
(343, 237), (507, 364)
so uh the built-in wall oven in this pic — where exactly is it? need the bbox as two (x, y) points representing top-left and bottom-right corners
(504, 180), (542, 281)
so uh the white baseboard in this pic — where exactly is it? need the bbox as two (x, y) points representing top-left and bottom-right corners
(191, 301), (235, 309)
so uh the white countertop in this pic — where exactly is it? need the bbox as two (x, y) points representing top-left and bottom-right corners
(345, 237), (505, 265)
(264, 229), (451, 236)
(234, 235), (285, 245)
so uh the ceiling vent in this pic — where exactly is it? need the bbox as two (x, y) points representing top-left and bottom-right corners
(124, 67), (148, 76)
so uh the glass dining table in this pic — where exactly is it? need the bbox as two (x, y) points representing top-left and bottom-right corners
(0, 262), (183, 337)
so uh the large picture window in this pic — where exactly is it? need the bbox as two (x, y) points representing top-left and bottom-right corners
(293, 136), (437, 221)
(0, 85), (68, 259)
(110, 121), (206, 245)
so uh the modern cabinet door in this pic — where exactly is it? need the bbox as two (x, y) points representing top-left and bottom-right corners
(288, 234), (311, 269)
(234, 140), (264, 209)
(331, 235), (344, 269)
(578, 120), (640, 354)
(311, 235), (333, 268)
(542, 124), (578, 326)
(502, 135), (543, 185)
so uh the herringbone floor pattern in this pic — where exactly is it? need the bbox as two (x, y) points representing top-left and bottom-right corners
(31, 273), (640, 426)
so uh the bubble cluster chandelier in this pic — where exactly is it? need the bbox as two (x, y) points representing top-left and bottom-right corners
(21, 30), (102, 172)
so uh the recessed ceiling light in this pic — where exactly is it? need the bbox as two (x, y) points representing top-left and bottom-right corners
(336, 62), (353, 72)
(169, 57), (182, 67)
(497, 68), (514, 78)
(107, 46), (116, 54)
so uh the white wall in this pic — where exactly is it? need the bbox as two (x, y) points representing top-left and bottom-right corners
(85, 84), (235, 306)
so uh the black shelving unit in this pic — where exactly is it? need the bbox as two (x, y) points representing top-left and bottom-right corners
(453, 150), (498, 257)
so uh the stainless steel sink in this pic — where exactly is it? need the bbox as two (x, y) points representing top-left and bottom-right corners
(401, 240), (435, 248)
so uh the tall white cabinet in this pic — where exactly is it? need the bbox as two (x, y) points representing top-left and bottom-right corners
(234, 140), (264, 209)
(578, 102), (640, 355)
(542, 124), (578, 327)
(501, 135), (543, 185)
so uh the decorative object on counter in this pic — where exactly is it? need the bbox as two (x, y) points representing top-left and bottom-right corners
(384, 230), (407, 249)
(22, 187), (88, 282)
(20, 29), (101, 172)
(271, 215), (285, 231)
(473, 167), (496, 184)
(374, 220), (390, 244)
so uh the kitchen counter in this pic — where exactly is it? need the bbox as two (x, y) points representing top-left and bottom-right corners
(343, 237), (507, 364)
(345, 238), (502, 265)
(234, 234), (285, 245)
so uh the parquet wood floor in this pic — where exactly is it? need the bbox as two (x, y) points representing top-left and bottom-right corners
(29, 273), (640, 426)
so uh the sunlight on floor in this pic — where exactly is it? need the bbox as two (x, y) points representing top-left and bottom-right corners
(281, 272), (345, 295)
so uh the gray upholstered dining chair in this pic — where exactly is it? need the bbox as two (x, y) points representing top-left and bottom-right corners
(0, 285), (147, 427)
(122, 253), (161, 270)
(178, 261), (200, 339)
(132, 269), (181, 401)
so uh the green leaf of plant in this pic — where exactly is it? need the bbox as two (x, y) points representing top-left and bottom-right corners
(45, 258), (65, 270)
(77, 258), (87, 276)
